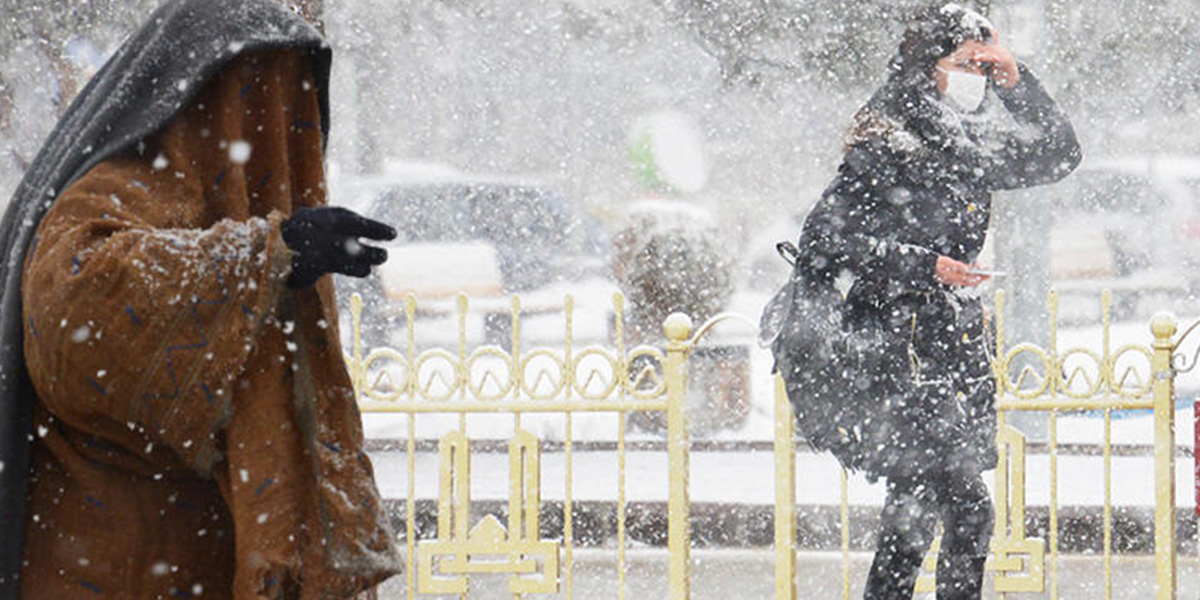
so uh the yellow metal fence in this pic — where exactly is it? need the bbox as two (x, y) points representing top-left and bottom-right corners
(347, 292), (693, 599)
(348, 289), (1189, 599)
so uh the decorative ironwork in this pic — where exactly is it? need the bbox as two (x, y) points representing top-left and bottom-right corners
(1170, 317), (1200, 374)
(915, 424), (1045, 593)
(345, 292), (670, 409)
(417, 430), (560, 594)
(993, 290), (1155, 405)
(988, 425), (1046, 592)
(348, 291), (702, 599)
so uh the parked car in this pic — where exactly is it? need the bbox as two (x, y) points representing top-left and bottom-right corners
(1048, 155), (1200, 319)
(328, 164), (613, 348)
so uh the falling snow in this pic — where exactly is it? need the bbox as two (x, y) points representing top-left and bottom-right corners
(228, 140), (252, 164)
(2, 2), (1199, 598)
(69, 325), (90, 343)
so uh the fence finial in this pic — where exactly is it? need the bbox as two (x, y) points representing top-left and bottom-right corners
(1151, 312), (1178, 345)
(664, 312), (693, 343)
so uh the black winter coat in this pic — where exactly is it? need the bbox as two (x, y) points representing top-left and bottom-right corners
(781, 63), (1080, 480)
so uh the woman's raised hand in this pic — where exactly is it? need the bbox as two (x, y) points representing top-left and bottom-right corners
(971, 38), (1020, 89)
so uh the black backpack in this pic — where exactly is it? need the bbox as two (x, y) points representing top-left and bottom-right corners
(759, 242), (890, 472)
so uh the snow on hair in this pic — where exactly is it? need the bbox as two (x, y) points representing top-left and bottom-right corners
(939, 3), (995, 40)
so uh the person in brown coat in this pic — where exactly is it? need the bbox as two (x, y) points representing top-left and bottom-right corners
(0, 1), (400, 598)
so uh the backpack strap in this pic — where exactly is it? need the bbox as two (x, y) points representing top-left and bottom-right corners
(775, 241), (800, 266)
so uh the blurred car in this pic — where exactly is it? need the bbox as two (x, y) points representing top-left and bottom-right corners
(1048, 155), (1200, 318)
(329, 163), (613, 348)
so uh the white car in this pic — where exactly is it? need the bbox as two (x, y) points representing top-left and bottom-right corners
(327, 162), (613, 349)
(1048, 155), (1200, 319)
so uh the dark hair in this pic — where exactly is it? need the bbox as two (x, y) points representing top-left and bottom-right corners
(897, 3), (995, 79)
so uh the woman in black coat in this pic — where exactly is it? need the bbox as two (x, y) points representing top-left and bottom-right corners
(780, 4), (1080, 599)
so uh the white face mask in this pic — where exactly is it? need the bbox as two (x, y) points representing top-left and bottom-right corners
(940, 68), (988, 112)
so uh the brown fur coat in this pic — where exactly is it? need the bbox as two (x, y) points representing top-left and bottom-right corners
(20, 50), (398, 599)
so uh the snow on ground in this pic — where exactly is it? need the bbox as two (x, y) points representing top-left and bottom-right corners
(368, 442), (1194, 508)
(372, 548), (1200, 600)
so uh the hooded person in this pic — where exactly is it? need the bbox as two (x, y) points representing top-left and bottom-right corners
(0, 0), (402, 597)
(765, 3), (1080, 599)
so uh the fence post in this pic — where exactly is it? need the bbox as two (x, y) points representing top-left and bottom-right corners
(347, 293), (366, 398)
(1151, 313), (1177, 600)
(664, 313), (693, 600)
(774, 374), (797, 600)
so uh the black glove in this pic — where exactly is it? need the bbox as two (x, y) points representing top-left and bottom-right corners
(280, 206), (397, 289)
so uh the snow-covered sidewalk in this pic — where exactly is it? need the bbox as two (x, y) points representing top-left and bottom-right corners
(367, 442), (1193, 509)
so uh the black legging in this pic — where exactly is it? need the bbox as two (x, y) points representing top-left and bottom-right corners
(863, 468), (994, 600)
